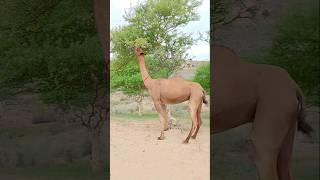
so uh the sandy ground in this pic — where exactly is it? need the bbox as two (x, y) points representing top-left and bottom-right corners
(110, 120), (210, 180)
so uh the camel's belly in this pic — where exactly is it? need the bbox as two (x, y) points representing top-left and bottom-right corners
(212, 93), (257, 133)
(160, 94), (189, 104)
(159, 84), (191, 104)
(212, 111), (253, 133)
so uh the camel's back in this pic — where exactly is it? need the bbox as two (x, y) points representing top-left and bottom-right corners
(158, 77), (195, 104)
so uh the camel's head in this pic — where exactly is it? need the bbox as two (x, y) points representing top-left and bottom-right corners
(133, 47), (144, 57)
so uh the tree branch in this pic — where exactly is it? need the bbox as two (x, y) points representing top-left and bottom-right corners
(213, 0), (261, 31)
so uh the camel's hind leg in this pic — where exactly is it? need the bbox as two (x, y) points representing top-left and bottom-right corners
(248, 132), (281, 180)
(248, 105), (297, 180)
(277, 123), (296, 180)
(191, 103), (202, 139)
(183, 99), (199, 144)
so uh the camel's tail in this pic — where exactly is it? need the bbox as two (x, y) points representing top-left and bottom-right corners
(296, 88), (313, 137)
(202, 90), (208, 105)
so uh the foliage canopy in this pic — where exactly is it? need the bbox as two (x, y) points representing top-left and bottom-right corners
(193, 63), (210, 93)
(111, 0), (202, 95)
(267, 4), (319, 104)
(0, 0), (105, 106)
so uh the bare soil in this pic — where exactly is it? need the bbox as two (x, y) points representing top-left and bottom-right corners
(110, 120), (210, 180)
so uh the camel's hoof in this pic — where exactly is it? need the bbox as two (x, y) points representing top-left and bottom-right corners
(157, 136), (165, 140)
(182, 140), (189, 144)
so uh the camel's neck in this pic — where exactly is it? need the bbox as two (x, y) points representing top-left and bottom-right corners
(136, 55), (152, 88)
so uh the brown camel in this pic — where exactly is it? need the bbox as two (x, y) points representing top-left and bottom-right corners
(133, 47), (207, 143)
(211, 45), (313, 180)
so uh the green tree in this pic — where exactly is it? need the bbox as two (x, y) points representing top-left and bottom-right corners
(193, 63), (210, 93)
(111, 0), (202, 76)
(111, 0), (203, 114)
(267, 4), (319, 105)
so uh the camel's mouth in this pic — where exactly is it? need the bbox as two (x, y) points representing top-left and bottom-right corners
(140, 52), (144, 55)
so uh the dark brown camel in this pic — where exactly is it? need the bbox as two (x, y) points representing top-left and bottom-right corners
(211, 45), (313, 180)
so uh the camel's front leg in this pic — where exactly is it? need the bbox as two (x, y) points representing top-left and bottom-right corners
(184, 102), (198, 144)
(154, 103), (169, 140)
(160, 104), (169, 131)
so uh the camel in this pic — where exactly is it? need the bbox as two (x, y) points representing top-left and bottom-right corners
(211, 45), (313, 180)
(133, 47), (207, 143)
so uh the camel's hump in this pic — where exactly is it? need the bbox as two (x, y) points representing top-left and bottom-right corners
(212, 45), (242, 63)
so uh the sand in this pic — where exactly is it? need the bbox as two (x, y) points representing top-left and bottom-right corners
(110, 120), (210, 180)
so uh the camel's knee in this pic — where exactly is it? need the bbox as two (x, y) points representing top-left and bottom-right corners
(189, 104), (198, 113)
(189, 109), (197, 121)
(192, 121), (198, 131)
(188, 107), (196, 113)
(197, 115), (202, 126)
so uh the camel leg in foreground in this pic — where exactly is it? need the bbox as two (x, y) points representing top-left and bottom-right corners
(277, 123), (296, 180)
(160, 104), (169, 131)
(184, 95), (202, 143)
(247, 97), (297, 180)
(191, 102), (202, 139)
(154, 102), (169, 140)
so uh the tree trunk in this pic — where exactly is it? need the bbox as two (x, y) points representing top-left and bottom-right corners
(138, 100), (143, 116)
(90, 130), (103, 174)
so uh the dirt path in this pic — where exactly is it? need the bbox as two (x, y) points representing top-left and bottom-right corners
(110, 120), (210, 180)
